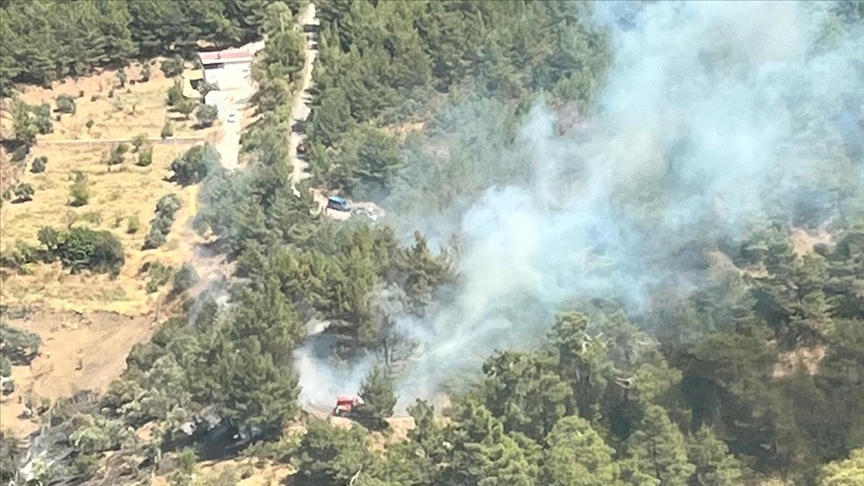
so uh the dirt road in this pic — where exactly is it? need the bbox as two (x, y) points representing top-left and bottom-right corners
(289, 3), (320, 194)
(213, 40), (266, 171)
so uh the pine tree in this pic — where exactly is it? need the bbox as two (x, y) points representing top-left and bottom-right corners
(629, 405), (695, 486)
(688, 427), (747, 486)
(543, 415), (621, 486)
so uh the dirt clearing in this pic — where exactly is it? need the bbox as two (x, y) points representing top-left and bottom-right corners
(0, 310), (156, 438)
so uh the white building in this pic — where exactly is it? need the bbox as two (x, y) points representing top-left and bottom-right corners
(198, 48), (255, 90)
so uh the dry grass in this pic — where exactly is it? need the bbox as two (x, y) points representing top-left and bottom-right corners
(0, 139), (205, 313)
(14, 61), (217, 141)
(0, 61), (224, 313)
(0, 310), (156, 438)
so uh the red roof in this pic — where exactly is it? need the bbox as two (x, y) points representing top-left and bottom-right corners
(199, 49), (253, 63)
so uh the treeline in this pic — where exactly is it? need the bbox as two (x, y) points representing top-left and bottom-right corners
(0, 0), (304, 96)
(306, 0), (611, 198)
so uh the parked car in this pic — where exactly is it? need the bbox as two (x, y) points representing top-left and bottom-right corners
(327, 196), (352, 212)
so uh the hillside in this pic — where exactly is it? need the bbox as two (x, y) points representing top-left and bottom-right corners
(1, 2), (864, 486)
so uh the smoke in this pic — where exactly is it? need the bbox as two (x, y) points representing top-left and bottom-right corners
(298, 1), (864, 411)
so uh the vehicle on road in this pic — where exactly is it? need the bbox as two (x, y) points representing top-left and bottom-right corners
(227, 112), (238, 123)
(327, 196), (352, 212)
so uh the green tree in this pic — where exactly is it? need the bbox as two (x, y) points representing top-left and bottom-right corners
(160, 55), (185, 78)
(196, 104), (218, 128)
(140, 62), (151, 82)
(177, 98), (198, 120)
(116, 68), (127, 88)
(820, 449), (864, 486)
(56, 94), (76, 114)
(69, 181), (89, 207)
(170, 144), (219, 186)
(293, 419), (375, 486)
(688, 427), (747, 486)
(629, 405), (695, 486)
(161, 121), (174, 139)
(166, 80), (183, 106)
(137, 145), (154, 167)
(359, 365), (398, 420)
(12, 183), (34, 203)
(173, 263), (199, 294)
(543, 415), (621, 486)
(30, 156), (47, 173)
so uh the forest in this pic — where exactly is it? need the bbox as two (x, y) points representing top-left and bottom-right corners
(2, 1), (864, 485)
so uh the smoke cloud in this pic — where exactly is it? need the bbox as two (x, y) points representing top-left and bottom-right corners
(298, 1), (864, 411)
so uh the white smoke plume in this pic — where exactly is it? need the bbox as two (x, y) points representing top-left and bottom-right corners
(299, 1), (864, 411)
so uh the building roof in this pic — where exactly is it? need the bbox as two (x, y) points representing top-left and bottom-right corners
(199, 48), (254, 64)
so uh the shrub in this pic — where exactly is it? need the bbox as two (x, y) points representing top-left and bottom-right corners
(156, 194), (183, 217)
(31, 156), (47, 173)
(107, 143), (129, 166)
(116, 69), (127, 88)
(142, 194), (183, 250)
(127, 215), (140, 234)
(90, 95), (99, 102)
(108, 89), (114, 99)
(32, 103), (53, 134)
(160, 55), (185, 78)
(172, 263), (199, 294)
(166, 80), (183, 107)
(10, 145), (29, 163)
(69, 181), (89, 207)
(131, 134), (148, 152)
(136, 146), (153, 167)
(140, 63), (151, 82)
(12, 184), (34, 203)
(51, 227), (125, 276)
(78, 90), (85, 98)
(161, 122), (174, 140)
(196, 105), (218, 128)
(170, 144), (218, 186)
(146, 262), (174, 293)
(85, 119), (94, 129)
(142, 229), (167, 250)
(55, 94), (76, 114)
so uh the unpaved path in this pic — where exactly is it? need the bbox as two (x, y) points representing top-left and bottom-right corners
(213, 40), (266, 171)
(289, 3), (320, 194)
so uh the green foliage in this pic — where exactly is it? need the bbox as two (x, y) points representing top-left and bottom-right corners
(160, 55), (185, 78)
(196, 104), (218, 128)
(116, 69), (127, 88)
(688, 427), (747, 486)
(161, 121), (174, 139)
(145, 262), (174, 293)
(628, 405), (695, 486)
(143, 194), (182, 250)
(131, 133), (148, 152)
(31, 156), (48, 173)
(38, 226), (125, 276)
(0, 322), (42, 364)
(56, 94), (76, 115)
(0, 430), (20, 482)
(126, 215), (140, 234)
(358, 365), (398, 420)
(69, 180), (90, 207)
(543, 416), (621, 486)
(170, 144), (219, 186)
(292, 419), (374, 486)
(820, 449), (864, 485)
(136, 145), (154, 167)
(140, 62), (151, 82)
(172, 263), (199, 295)
(166, 80), (183, 106)
(177, 98), (198, 120)
(106, 143), (128, 166)
(12, 183), (34, 203)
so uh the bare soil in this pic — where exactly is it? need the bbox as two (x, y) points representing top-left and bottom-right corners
(0, 310), (156, 438)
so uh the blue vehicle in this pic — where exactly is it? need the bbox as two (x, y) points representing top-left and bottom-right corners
(327, 196), (352, 212)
